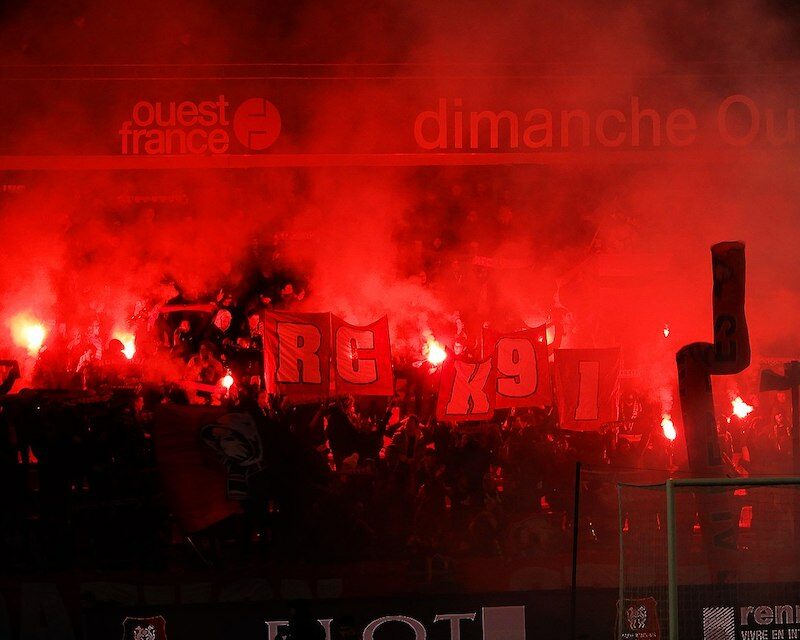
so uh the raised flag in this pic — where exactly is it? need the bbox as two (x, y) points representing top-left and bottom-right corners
(153, 404), (241, 533)
(331, 315), (394, 396)
(436, 353), (496, 422)
(554, 348), (620, 431)
(263, 311), (331, 398)
(490, 326), (552, 409)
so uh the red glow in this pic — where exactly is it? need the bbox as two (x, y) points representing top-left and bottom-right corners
(9, 314), (47, 355)
(113, 331), (136, 360)
(424, 338), (447, 365)
(731, 396), (753, 419)
(738, 505), (753, 529)
(221, 372), (234, 390)
(663, 324), (670, 338)
(661, 414), (676, 441)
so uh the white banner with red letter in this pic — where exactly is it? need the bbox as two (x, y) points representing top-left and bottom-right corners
(436, 353), (497, 422)
(263, 311), (331, 397)
(488, 325), (552, 409)
(331, 315), (394, 396)
(554, 348), (620, 431)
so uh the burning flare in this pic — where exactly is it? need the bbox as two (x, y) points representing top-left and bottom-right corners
(661, 414), (677, 441)
(424, 338), (447, 366)
(731, 396), (754, 419)
(663, 324), (670, 338)
(9, 314), (47, 355)
(113, 331), (136, 360)
(221, 372), (234, 390)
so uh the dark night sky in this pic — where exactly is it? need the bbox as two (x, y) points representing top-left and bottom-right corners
(0, 0), (799, 66)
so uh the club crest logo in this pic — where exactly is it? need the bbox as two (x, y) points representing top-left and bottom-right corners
(122, 616), (167, 640)
(619, 598), (659, 640)
(627, 605), (648, 630)
(133, 626), (156, 640)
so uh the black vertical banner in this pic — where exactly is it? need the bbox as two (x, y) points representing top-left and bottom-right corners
(676, 342), (721, 474)
(677, 242), (750, 475)
(676, 241), (750, 581)
(710, 241), (750, 375)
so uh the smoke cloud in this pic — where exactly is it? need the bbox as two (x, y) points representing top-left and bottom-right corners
(0, 0), (798, 407)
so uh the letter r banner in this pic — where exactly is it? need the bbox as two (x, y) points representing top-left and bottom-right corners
(263, 311), (331, 398)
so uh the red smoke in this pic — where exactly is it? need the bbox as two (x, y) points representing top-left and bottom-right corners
(0, 0), (797, 412)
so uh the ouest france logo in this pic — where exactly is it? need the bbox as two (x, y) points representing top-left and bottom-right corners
(118, 96), (281, 155)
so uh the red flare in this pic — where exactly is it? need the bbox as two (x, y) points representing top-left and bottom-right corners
(661, 414), (676, 441)
(424, 338), (447, 365)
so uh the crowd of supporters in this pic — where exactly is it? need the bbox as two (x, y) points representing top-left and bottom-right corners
(0, 171), (789, 578)
(0, 364), (787, 578)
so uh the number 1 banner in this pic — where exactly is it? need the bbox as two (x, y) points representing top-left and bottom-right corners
(554, 348), (621, 431)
